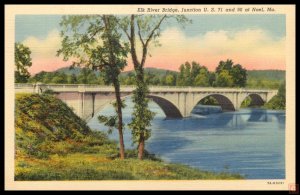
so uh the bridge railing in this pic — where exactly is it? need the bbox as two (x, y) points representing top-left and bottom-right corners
(14, 83), (278, 93)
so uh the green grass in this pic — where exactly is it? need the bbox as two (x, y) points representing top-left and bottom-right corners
(15, 93), (243, 180)
(15, 153), (243, 180)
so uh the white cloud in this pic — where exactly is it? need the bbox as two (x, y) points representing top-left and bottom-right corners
(150, 27), (285, 69)
(22, 29), (62, 59)
(22, 27), (286, 74)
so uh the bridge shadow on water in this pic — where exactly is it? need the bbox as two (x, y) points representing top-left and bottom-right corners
(147, 108), (285, 157)
(88, 98), (285, 155)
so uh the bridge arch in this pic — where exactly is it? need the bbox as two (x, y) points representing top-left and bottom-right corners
(240, 93), (265, 108)
(193, 94), (236, 112)
(147, 95), (183, 118)
(87, 94), (182, 121)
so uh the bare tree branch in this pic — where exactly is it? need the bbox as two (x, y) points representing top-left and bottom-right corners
(116, 19), (131, 40)
(130, 15), (140, 68)
(137, 21), (145, 47)
(140, 15), (167, 66)
(145, 15), (166, 48)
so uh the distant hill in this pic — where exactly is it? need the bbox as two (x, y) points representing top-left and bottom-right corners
(121, 67), (178, 77)
(55, 66), (82, 75)
(55, 66), (100, 76)
(53, 66), (178, 77)
(247, 70), (285, 81)
(37, 66), (285, 81)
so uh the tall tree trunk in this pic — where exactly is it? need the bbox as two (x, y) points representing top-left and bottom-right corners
(136, 67), (146, 160)
(138, 134), (145, 160)
(114, 80), (125, 159)
(103, 15), (125, 159)
(130, 15), (148, 160)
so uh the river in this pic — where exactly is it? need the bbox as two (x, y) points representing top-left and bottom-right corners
(87, 98), (285, 179)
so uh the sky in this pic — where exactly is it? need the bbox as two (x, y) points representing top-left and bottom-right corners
(15, 15), (286, 75)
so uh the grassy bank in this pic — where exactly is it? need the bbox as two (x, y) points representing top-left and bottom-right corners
(15, 93), (243, 180)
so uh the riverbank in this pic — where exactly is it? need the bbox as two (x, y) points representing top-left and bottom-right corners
(15, 93), (243, 180)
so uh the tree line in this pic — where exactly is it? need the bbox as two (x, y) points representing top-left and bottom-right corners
(22, 61), (283, 90)
(26, 59), (248, 88)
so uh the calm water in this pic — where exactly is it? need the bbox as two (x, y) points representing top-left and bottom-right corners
(87, 98), (285, 179)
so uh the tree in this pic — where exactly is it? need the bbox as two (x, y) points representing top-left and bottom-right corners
(51, 72), (67, 84)
(145, 72), (156, 85)
(194, 68), (210, 87)
(215, 70), (234, 87)
(28, 71), (47, 83)
(67, 74), (77, 84)
(215, 59), (233, 74)
(177, 64), (186, 86)
(208, 72), (216, 86)
(58, 15), (129, 159)
(78, 68), (91, 84)
(77, 68), (98, 84)
(165, 74), (176, 86)
(215, 59), (247, 87)
(43, 73), (54, 83)
(191, 61), (201, 82)
(15, 43), (32, 83)
(264, 80), (286, 110)
(183, 62), (192, 85)
(177, 61), (205, 86)
(230, 64), (247, 87)
(278, 80), (286, 99)
(119, 15), (190, 159)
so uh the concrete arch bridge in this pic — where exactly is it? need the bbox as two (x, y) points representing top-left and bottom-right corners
(15, 84), (277, 121)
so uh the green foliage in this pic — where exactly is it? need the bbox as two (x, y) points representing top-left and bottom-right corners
(98, 99), (127, 134)
(128, 81), (155, 144)
(27, 65), (285, 91)
(15, 93), (111, 158)
(240, 96), (252, 108)
(214, 60), (246, 87)
(57, 15), (129, 83)
(215, 59), (234, 74)
(177, 61), (212, 86)
(194, 68), (210, 87)
(247, 70), (285, 81)
(50, 72), (68, 84)
(264, 80), (286, 110)
(246, 70), (285, 89)
(215, 70), (234, 87)
(246, 79), (281, 89)
(57, 15), (129, 159)
(15, 43), (32, 83)
(230, 64), (247, 87)
(29, 67), (105, 85)
(42, 89), (57, 95)
(98, 115), (118, 134)
(123, 15), (190, 159)
(214, 59), (247, 87)
(199, 96), (219, 105)
(67, 73), (78, 84)
(164, 73), (176, 86)
(15, 153), (243, 180)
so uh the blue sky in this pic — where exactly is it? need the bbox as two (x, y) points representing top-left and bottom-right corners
(16, 14), (285, 42)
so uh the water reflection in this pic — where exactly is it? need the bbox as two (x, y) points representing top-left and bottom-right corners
(87, 98), (285, 179)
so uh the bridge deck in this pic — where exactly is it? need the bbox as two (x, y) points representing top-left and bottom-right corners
(15, 84), (277, 93)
